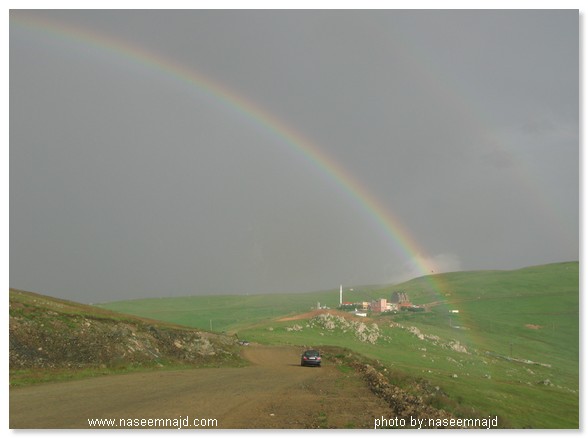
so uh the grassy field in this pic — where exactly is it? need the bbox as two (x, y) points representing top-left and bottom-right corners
(99, 262), (579, 428)
(96, 284), (391, 333)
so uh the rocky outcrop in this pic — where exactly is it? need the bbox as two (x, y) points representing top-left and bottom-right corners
(305, 313), (383, 344)
(354, 363), (456, 426)
(9, 289), (243, 371)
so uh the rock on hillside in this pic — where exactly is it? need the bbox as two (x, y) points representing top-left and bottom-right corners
(9, 289), (243, 371)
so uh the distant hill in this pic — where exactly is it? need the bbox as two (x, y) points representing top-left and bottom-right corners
(99, 262), (579, 335)
(9, 289), (245, 385)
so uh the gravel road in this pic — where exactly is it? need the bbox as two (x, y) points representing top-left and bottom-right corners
(10, 345), (391, 429)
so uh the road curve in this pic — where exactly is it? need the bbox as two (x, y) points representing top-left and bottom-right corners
(10, 345), (391, 429)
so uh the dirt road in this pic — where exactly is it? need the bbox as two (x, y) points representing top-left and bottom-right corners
(10, 345), (391, 429)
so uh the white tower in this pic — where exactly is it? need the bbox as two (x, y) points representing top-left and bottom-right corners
(339, 284), (343, 306)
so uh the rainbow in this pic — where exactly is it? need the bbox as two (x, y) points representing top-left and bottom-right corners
(11, 12), (445, 290)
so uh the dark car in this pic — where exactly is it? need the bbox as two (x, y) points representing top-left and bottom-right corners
(300, 349), (321, 367)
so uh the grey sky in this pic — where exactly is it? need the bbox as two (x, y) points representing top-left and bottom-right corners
(10, 10), (578, 303)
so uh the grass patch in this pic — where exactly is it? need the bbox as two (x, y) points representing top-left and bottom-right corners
(10, 358), (250, 387)
(10, 363), (174, 387)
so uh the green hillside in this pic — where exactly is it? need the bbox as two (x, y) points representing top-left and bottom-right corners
(99, 262), (579, 428)
(97, 284), (388, 333)
(10, 289), (245, 386)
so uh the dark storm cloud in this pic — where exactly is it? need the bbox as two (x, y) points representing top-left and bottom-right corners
(10, 9), (578, 302)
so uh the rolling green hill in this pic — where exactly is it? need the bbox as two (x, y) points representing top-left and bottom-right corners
(99, 262), (579, 428)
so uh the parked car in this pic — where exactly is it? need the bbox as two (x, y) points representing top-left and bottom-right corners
(300, 349), (321, 367)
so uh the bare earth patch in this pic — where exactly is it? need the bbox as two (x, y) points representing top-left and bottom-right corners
(278, 309), (368, 322)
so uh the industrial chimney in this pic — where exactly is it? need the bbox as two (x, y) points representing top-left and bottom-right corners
(339, 284), (343, 306)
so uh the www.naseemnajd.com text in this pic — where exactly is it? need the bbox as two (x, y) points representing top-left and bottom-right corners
(88, 416), (218, 429)
(374, 415), (499, 429)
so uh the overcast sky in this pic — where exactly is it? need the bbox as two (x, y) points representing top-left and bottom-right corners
(10, 9), (578, 303)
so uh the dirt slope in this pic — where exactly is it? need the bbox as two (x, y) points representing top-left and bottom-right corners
(278, 309), (368, 322)
(10, 345), (391, 429)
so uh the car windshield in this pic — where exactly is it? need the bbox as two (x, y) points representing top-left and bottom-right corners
(305, 350), (319, 356)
